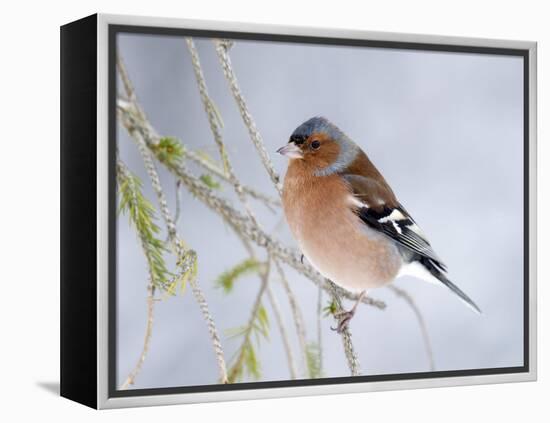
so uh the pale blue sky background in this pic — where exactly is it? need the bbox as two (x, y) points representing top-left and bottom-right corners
(116, 33), (524, 389)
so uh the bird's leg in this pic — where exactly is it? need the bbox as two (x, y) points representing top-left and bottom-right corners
(331, 290), (366, 334)
(300, 254), (305, 264)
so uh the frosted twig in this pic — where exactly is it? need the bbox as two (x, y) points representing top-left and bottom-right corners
(186, 38), (260, 225)
(174, 180), (182, 227)
(187, 250), (230, 384)
(275, 260), (309, 377)
(117, 56), (138, 104)
(120, 283), (155, 390)
(317, 283), (323, 374)
(266, 284), (298, 379)
(327, 280), (361, 376)
(185, 38), (229, 174)
(165, 180), (182, 244)
(214, 40), (283, 195)
(388, 285), (435, 371)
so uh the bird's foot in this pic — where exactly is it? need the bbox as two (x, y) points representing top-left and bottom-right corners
(330, 291), (366, 334)
(331, 309), (356, 333)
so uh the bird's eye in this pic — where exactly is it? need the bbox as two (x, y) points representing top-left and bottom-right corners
(311, 140), (321, 150)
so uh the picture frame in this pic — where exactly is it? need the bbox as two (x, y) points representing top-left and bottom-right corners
(60, 13), (537, 409)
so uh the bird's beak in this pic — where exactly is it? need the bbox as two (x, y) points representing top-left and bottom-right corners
(276, 143), (303, 159)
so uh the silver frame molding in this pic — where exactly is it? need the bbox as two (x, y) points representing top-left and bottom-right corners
(96, 13), (537, 409)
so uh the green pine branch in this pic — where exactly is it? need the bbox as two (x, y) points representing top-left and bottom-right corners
(226, 302), (270, 383)
(150, 136), (184, 167)
(216, 258), (263, 294)
(117, 159), (171, 290)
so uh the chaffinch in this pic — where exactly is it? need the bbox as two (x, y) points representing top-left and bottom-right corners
(277, 116), (480, 332)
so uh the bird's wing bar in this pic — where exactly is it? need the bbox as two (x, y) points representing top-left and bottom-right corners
(358, 206), (447, 270)
(343, 174), (447, 271)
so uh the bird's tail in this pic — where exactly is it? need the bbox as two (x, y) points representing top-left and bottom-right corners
(420, 257), (482, 314)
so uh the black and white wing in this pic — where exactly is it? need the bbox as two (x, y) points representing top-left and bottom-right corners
(357, 204), (447, 272)
(343, 173), (481, 313)
(342, 174), (446, 271)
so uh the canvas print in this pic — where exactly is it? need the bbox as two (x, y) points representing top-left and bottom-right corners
(114, 30), (525, 392)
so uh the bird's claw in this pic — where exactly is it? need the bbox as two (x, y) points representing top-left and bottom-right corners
(330, 309), (355, 334)
(330, 291), (365, 333)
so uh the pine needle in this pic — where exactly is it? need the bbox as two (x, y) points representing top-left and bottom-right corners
(199, 174), (221, 189)
(216, 258), (262, 293)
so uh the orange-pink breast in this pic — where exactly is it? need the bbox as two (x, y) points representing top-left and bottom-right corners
(282, 170), (402, 292)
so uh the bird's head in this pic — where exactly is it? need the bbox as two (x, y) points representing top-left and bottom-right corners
(277, 117), (360, 176)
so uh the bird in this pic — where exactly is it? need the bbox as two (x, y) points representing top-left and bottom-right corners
(277, 116), (481, 332)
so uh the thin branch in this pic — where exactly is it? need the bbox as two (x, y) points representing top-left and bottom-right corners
(174, 180), (182, 226)
(186, 38), (231, 174)
(275, 260), (309, 377)
(165, 181), (182, 244)
(186, 38), (261, 225)
(388, 285), (435, 371)
(132, 128), (179, 251)
(266, 284), (298, 379)
(121, 236), (197, 388)
(327, 280), (361, 376)
(187, 251), (230, 383)
(117, 56), (138, 104)
(229, 229), (300, 380)
(316, 282), (323, 374)
(120, 284), (155, 389)
(214, 40), (283, 195)
(227, 260), (271, 383)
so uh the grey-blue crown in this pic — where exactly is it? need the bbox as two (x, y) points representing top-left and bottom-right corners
(290, 116), (347, 143)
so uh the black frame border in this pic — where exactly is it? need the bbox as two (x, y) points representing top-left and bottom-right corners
(108, 24), (530, 399)
(60, 14), (98, 409)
